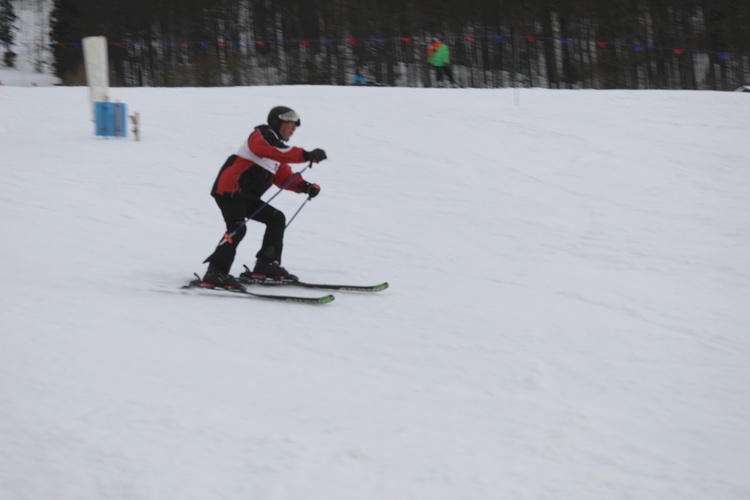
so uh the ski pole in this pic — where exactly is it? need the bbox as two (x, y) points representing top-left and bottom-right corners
(286, 196), (311, 229)
(217, 161), (313, 246)
(229, 160), (312, 240)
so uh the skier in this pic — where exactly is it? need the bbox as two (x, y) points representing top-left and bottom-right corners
(202, 106), (327, 290)
(352, 68), (368, 85)
(427, 36), (456, 87)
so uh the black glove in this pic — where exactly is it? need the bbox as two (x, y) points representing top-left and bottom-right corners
(305, 148), (327, 163)
(298, 181), (321, 198)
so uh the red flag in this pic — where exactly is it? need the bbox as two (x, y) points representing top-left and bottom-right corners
(597, 41), (607, 48)
(302, 40), (310, 47)
(348, 38), (357, 45)
(256, 41), (265, 48)
(402, 37), (412, 45)
(673, 48), (684, 55)
(465, 36), (475, 43)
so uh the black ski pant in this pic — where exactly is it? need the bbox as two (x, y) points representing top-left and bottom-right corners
(207, 194), (286, 273)
(432, 64), (455, 85)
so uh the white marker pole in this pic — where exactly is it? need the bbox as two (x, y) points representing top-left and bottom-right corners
(82, 36), (110, 119)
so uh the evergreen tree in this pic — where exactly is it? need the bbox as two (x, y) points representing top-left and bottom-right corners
(0, 0), (18, 68)
(43, 0), (750, 89)
(50, 0), (89, 82)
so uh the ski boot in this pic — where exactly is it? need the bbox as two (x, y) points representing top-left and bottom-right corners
(201, 264), (247, 291)
(243, 258), (298, 281)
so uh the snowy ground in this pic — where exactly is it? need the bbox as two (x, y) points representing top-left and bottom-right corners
(1, 84), (749, 500)
(0, 66), (58, 87)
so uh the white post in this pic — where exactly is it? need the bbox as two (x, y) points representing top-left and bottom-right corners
(82, 36), (109, 118)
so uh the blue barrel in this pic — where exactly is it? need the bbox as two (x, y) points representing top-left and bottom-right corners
(95, 102), (127, 137)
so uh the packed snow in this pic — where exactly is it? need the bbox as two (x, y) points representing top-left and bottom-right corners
(1, 84), (749, 500)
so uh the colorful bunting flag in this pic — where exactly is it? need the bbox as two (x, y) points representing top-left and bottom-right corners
(37, 33), (736, 64)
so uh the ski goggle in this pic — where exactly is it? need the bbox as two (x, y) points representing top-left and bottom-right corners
(278, 109), (301, 126)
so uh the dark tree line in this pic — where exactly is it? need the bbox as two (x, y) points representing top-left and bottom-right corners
(0, 0), (18, 67)
(49, 0), (750, 90)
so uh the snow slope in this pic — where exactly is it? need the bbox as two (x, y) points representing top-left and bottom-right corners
(1, 85), (749, 500)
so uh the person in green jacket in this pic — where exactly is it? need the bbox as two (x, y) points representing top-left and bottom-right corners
(427, 36), (456, 87)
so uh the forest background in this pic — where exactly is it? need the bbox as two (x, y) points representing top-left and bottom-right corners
(2, 0), (750, 90)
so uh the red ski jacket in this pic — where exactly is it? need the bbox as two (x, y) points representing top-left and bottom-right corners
(211, 125), (308, 199)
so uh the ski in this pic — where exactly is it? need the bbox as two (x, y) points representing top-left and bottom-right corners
(181, 275), (334, 304)
(239, 266), (388, 292)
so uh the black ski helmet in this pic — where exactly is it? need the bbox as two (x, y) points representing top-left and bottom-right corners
(267, 106), (301, 133)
